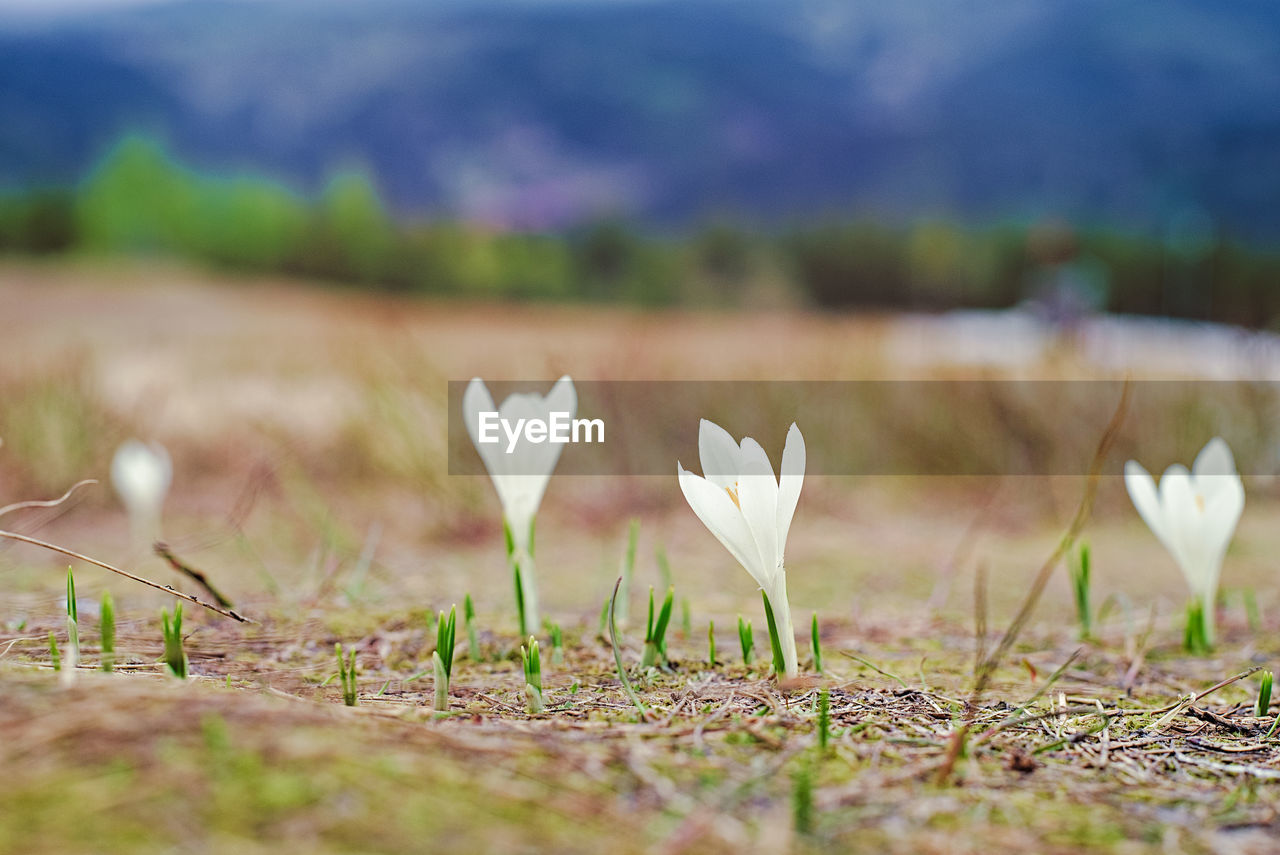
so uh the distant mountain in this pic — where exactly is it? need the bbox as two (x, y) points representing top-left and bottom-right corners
(2, 0), (1279, 238)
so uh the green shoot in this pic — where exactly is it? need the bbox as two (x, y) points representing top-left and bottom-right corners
(1257, 670), (1273, 718)
(335, 643), (358, 706)
(433, 605), (457, 712)
(65, 567), (80, 672)
(707, 620), (717, 665)
(100, 591), (116, 672)
(1184, 600), (1211, 654)
(738, 616), (753, 665)
(512, 560), (528, 638)
(464, 594), (481, 661)
(66, 566), (78, 623)
(817, 688), (830, 751)
(49, 631), (60, 671)
(811, 612), (823, 674)
(549, 621), (564, 665)
(761, 591), (786, 676)
(641, 585), (674, 669)
(680, 596), (692, 639)
(792, 758), (814, 835)
(1070, 542), (1092, 640)
(522, 636), (544, 714)
(617, 518), (639, 624)
(160, 603), (187, 679)
(607, 576), (649, 719)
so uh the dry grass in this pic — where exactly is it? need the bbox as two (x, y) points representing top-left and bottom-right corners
(2, 260), (1280, 854)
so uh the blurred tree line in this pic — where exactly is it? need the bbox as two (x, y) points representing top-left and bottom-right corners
(2, 135), (1279, 326)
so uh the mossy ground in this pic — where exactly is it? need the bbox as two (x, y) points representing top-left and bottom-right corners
(3, 595), (1279, 855)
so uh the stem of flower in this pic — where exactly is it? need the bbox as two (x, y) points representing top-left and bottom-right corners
(765, 576), (799, 679)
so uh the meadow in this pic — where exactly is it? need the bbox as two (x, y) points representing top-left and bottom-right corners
(2, 260), (1280, 854)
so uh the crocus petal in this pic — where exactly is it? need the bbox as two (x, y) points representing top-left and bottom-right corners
(1160, 467), (1209, 596)
(678, 463), (766, 585)
(1192, 436), (1237, 478)
(1124, 460), (1172, 551)
(698, 418), (743, 490)
(776, 423), (805, 550)
(544, 374), (577, 422)
(463, 377), (506, 479)
(1198, 473), (1245, 597)
(737, 438), (781, 581)
(464, 376), (577, 547)
(1191, 437), (1241, 505)
(111, 440), (172, 511)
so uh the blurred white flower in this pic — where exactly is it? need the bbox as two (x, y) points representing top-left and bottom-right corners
(1124, 436), (1244, 647)
(678, 418), (805, 678)
(111, 439), (172, 548)
(463, 376), (575, 633)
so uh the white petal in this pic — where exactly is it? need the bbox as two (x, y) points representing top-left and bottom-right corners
(678, 463), (766, 586)
(776, 423), (805, 551)
(737, 438), (781, 585)
(1192, 436), (1237, 478)
(111, 440), (172, 511)
(1160, 468), (1209, 596)
(463, 377), (504, 475)
(1124, 460), (1171, 550)
(698, 418), (743, 490)
(1191, 437), (1241, 505)
(544, 375), (577, 422)
(1197, 473), (1244, 601)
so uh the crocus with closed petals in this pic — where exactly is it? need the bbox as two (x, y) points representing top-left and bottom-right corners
(463, 375), (575, 634)
(678, 419), (805, 678)
(1124, 437), (1244, 649)
(111, 439), (172, 549)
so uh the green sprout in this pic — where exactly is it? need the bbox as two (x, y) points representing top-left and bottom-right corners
(817, 687), (830, 751)
(522, 636), (544, 714)
(707, 620), (717, 666)
(608, 576), (649, 719)
(680, 596), (692, 639)
(335, 643), (358, 706)
(433, 605), (457, 712)
(1070, 542), (1092, 640)
(617, 518), (639, 624)
(1184, 600), (1211, 654)
(811, 612), (823, 674)
(738, 616), (754, 666)
(464, 594), (481, 661)
(48, 631), (60, 671)
(549, 621), (564, 665)
(100, 591), (116, 673)
(65, 567), (80, 672)
(160, 603), (187, 679)
(641, 586), (674, 669)
(511, 543), (529, 638)
(1257, 670), (1274, 718)
(762, 592), (786, 676)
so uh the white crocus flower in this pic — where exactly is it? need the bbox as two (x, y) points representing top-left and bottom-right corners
(678, 419), (805, 678)
(463, 375), (576, 634)
(1124, 437), (1244, 648)
(110, 439), (172, 549)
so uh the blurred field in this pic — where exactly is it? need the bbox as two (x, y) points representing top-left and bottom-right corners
(3, 261), (1280, 854)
